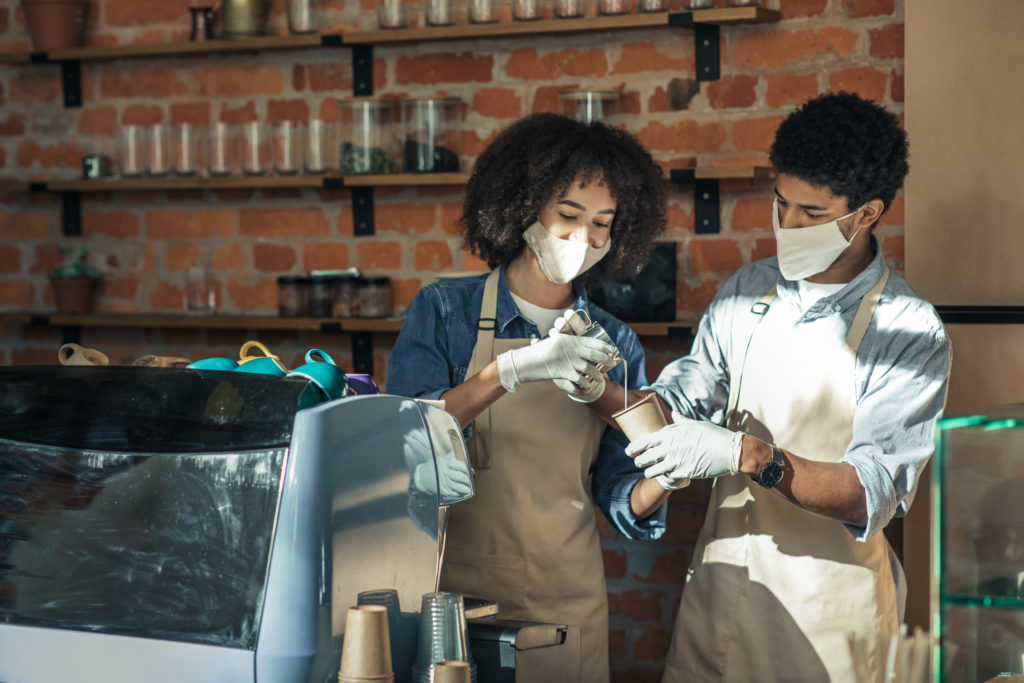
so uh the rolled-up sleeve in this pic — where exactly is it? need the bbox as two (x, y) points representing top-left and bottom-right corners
(841, 326), (952, 541)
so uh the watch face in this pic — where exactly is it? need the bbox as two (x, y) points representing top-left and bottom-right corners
(758, 461), (784, 489)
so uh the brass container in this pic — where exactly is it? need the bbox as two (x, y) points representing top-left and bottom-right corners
(220, 0), (269, 38)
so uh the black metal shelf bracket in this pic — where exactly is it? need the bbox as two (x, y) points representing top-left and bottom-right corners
(60, 326), (82, 345)
(668, 12), (721, 82)
(60, 61), (83, 107)
(350, 331), (374, 374)
(670, 169), (720, 234)
(60, 191), (82, 236)
(351, 44), (374, 96)
(321, 178), (376, 236)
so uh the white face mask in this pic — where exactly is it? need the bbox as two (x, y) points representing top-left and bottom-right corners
(522, 221), (611, 284)
(772, 197), (865, 281)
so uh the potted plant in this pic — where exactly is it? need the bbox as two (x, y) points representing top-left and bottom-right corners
(20, 0), (89, 52)
(50, 246), (101, 314)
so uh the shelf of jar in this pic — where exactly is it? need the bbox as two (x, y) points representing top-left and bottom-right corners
(2, 312), (697, 337)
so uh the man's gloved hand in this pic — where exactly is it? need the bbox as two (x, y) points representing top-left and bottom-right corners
(496, 333), (617, 394)
(626, 412), (744, 490)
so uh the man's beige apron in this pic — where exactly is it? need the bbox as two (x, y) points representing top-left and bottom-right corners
(439, 269), (611, 683)
(663, 268), (897, 683)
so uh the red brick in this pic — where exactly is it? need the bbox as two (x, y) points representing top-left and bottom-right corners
(731, 198), (772, 232)
(294, 62), (354, 93)
(842, 0), (894, 18)
(678, 279), (718, 313)
(225, 278), (278, 310)
(12, 348), (57, 366)
(122, 105), (163, 126)
(869, 23), (904, 60)
(169, 102), (211, 125)
(220, 102), (260, 124)
(0, 246), (20, 273)
(100, 276), (140, 300)
(733, 28), (858, 69)
(76, 106), (117, 135)
(614, 41), (692, 75)
(7, 73), (61, 103)
(607, 589), (662, 621)
(99, 70), (189, 98)
(663, 502), (707, 543)
(608, 629), (628, 660)
(239, 208), (329, 238)
(0, 113), (24, 137)
(891, 68), (904, 103)
(733, 115), (784, 153)
(303, 242), (350, 271)
(463, 249), (488, 271)
(198, 66), (285, 97)
(752, 237), (777, 262)
(376, 204), (436, 235)
(610, 667), (663, 683)
(148, 280), (184, 311)
(268, 99), (311, 123)
(506, 48), (605, 80)
(106, 0), (192, 24)
(357, 242), (403, 270)
(413, 240), (453, 271)
(391, 277), (423, 314)
(689, 239), (743, 273)
(633, 629), (672, 662)
(83, 210), (139, 238)
(665, 202), (693, 234)
(637, 120), (727, 154)
(164, 244), (200, 272)
(633, 548), (689, 584)
(0, 7), (8, 32)
(0, 212), (49, 240)
(146, 209), (233, 240)
(705, 75), (758, 110)
(254, 243), (298, 272)
(877, 192), (904, 227)
(0, 147), (5, 167)
(396, 52), (495, 85)
(440, 202), (464, 236)
(882, 234), (904, 270)
(764, 73), (819, 109)
(473, 87), (522, 119)
(530, 84), (564, 114)
(778, 0), (827, 18)
(602, 549), (628, 580)
(212, 243), (247, 272)
(828, 66), (887, 104)
(619, 89), (642, 115)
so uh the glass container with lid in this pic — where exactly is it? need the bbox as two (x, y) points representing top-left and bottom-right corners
(402, 97), (463, 174)
(338, 98), (399, 174)
(559, 89), (619, 124)
(277, 275), (310, 317)
(358, 276), (392, 318)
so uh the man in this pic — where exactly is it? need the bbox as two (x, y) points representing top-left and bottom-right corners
(589, 92), (952, 682)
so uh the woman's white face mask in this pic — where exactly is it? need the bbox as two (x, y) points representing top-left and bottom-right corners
(522, 221), (611, 284)
(772, 197), (865, 281)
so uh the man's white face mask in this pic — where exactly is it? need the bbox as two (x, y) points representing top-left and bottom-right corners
(522, 220), (611, 284)
(772, 197), (865, 281)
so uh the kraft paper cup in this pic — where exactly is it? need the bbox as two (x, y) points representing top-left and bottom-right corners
(339, 605), (394, 680)
(433, 661), (471, 683)
(613, 392), (668, 446)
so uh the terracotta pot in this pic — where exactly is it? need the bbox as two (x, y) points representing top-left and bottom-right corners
(51, 276), (98, 314)
(21, 0), (89, 52)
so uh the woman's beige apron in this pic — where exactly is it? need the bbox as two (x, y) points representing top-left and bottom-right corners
(439, 269), (611, 683)
(663, 268), (897, 683)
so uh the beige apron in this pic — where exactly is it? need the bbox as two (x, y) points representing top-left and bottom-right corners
(439, 269), (610, 683)
(663, 268), (897, 683)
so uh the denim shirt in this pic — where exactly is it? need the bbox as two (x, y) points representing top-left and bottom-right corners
(386, 265), (667, 540)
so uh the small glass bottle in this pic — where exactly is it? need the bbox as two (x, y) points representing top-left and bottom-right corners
(358, 277), (392, 318)
(277, 276), (309, 317)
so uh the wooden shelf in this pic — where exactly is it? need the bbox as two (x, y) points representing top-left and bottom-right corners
(4, 311), (692, 337)
(0, 6), (777, 64)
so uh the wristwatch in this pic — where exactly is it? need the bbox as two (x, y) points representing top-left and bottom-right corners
(755, 444), (785, 489)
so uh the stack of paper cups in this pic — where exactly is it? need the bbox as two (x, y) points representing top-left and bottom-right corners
(338, 605), (395, 683)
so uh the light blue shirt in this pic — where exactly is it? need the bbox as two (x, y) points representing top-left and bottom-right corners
(649, 243), (952, 543)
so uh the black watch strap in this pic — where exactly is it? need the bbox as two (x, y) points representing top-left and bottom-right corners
(755, 444), (785, 489)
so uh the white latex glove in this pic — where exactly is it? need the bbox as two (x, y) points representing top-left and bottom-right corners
(544, 310), (610, 403)
(496, 333), (617, 393)
(412, 458), (473, 501)
(626, 412), (744, 490)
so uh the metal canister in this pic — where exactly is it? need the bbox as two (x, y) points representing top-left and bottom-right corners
(221, 0), (269, 39)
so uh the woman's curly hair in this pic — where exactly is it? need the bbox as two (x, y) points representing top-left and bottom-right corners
(459, 113), (668, 286)
(769, 92), (909, 216)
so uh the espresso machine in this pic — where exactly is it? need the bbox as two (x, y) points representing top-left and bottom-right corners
(0, 366), (473, 683)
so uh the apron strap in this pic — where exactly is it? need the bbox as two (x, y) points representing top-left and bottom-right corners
(845, 266), (889, 352)
(726, 285), (777, 420)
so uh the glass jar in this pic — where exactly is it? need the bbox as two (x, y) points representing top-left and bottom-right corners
(277, 276), (310, 317)
(377, 0), (407, 28)
(426, 0), (457, 25)
(559, 89), (619, 123)
(333, 274), (358, 317)
(468, 0), (511, 23)
(307, 273), (336, 317)
(402, 97), (463, 173)
(338, 99), (399, 174)
(555, 0), (589, 18)
(638, 0), (668, 12)
(598, 0), (631, 15)
(358, 277), (392, 318)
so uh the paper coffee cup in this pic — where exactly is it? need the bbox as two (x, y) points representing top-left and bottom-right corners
(433, 661), (472, 683)
(613, 392), (669, 446)
(339, 605), (393, 680)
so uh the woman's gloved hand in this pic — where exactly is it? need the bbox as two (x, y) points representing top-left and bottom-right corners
(544, 309), (612, 403)
(626, 412), (744, 490)
(496, 333), (617, 394)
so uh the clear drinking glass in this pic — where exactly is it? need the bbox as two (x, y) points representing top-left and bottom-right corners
(598, 0), (632, 13)
(146, 123), (171, 177)
(412, 592), (477, 683)
(171, 123), (201, 176)
(119, 125), (146, 178)
(555, 0), (587, 18)
(402, 97), (463, 173)
(239, 121), (271, 176)
(426, 0), (456, 25)
(273, 121), (303, 175)
(559, 89), (619, 123)
(286, 0), (319, 33)
(682, 0), (713, 7)
(304, 119), (335, 174)
(638, 0), (668, 11)
(378, 0), (406, 28)
(207, 122), (239, 177)
(469, 0), (508, 22)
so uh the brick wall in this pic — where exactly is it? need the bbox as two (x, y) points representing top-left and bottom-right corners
(0, 0), (906, 679)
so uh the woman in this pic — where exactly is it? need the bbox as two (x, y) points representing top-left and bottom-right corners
(386, 113), (671, 682)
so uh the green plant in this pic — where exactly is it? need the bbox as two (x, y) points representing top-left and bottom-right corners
(50, 247), (101, 279)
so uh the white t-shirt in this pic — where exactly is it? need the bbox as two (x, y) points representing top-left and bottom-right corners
(510, 292), (563, 336)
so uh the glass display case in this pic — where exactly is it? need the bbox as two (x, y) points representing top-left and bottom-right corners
(934, 406), (1024, 683)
